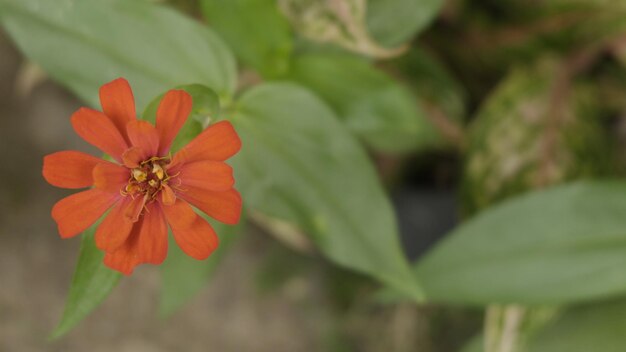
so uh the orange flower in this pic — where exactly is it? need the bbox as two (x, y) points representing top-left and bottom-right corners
(43, 78), (242, 274)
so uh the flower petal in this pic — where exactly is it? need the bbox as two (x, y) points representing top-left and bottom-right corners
(161, 184), (176, 206)
(156, 89), (192, 155)
(99, 78), (136, 140)
(161, 198), (197, 229)
(124, 194), (147, 223)
(178, 187), (242, 225)
(177, 160), (234, 192)
(93, 162), (128, 193)
(170, 121), (241, 167)
(121, 147), (144, 168)
(51, 189), (118, 238)
(42, 151), (101, 189)
(173, 216), (219, 260)
(137, 203), (168, 264)
(95, 198), (134, 252)
(103, 219), (142, 275)
(162, 199), (218, 260)
(71, 107), (129, 162)
(126, 120), (159, 159)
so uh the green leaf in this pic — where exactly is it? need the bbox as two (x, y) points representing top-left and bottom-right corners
(526, 300), (626, 352)
(142, 84), (220, 152)
(201, 0), (293, 78)
(49, 223), (122, 339)
(287, 53), (440, 153)
(231, 82), (424, 300)
(0, 0), (236, 110)
(415, 181), (626, 306)
(159, 215), (242, 317)
(389, 47), (467, 124)
(366, 0), (444, 47)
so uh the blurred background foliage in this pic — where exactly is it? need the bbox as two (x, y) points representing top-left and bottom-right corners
(3, 0), (626, 351)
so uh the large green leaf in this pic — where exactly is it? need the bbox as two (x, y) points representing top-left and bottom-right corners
(0, 0), (236, 110)
(416, 181), (626, 305)
(366, 0), (444, 47)
(230, 82), (424, 300)
(160, 216), (242, 317)
(288, 53), (441, 153)
(49, 223), (121, 339)
(526, 300), (626, 352)
(201, 0), (293, 78)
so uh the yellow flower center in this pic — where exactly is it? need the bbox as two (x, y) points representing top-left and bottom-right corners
(122, 156), (173, 201)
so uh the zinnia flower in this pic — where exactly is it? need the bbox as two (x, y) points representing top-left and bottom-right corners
(43, 78), (242, 274)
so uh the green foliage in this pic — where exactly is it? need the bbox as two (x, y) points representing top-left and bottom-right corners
(6, 0), (626, 347)
(0, 0), (236, 110)
(526, 299), (626, 352)
(49, 223), (121, 339)
(389, 48), (467, 124)
(416, 181), (626, 305)
(366, 0), (444, 47)
(230, 83), (424, 300)
(201, 0), (293, 78)
(462, 59), (612, 214)
(287, 53), (441, 153)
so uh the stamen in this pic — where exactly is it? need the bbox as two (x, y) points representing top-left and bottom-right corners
(163, 171), (180, 182)
(152, 163), (165, 180)
(148, 179), (158, 188)
(132, 169), (147, 182)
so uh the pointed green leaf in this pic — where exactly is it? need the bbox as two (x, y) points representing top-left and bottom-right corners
(49, 224), (121, 339)
(201, 0), (293, 78)
(287, 53), (440, 153)
(389, 47), (467, 124)
(366, 0), (444, 47)
(0, 0), (236, 110)
(231, 82), (424, 300)
(416, 181), (626, 305)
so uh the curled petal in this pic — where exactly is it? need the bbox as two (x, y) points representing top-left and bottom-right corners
(93, 162), (128, 193)
(178, 187), (242, 225)
(178, 160), (234, 192)
(43, 151), (101, 189)
(124, 194), (147, 223)
(71, 108), (128, 162)
(51, 189), (118, 238)
(160, 184), (176, 206)
(156, 89), (192, 155)
(162, 199), (218, 260)
(126, 120), (159, 158)
(99, 78), (136, 140)
(121, 147), (144, 168)
(95, 198), (134, 252)
(170, 121), (241, 167)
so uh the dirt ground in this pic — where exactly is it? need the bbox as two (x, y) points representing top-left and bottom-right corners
(0, 30), (331, 352)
